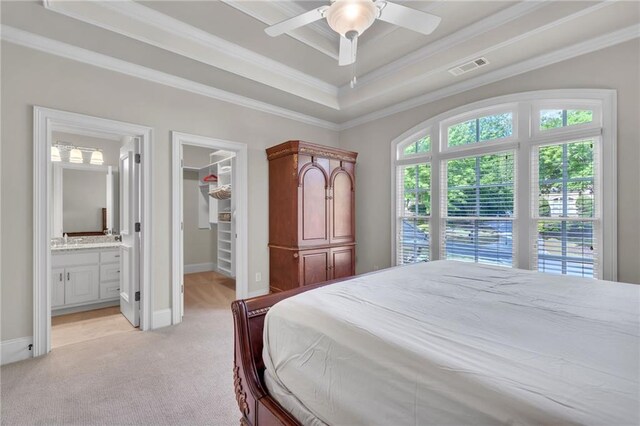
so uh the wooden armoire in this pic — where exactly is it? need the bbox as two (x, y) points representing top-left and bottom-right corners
(267, 141), (358, 293)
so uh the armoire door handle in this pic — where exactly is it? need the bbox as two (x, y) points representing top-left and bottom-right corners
(67, 272), (70, 281)
(59, 273), (63, 281)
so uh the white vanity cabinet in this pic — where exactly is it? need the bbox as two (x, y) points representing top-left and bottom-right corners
(52, 247), (120, 314)
(64, 265), (100, 305)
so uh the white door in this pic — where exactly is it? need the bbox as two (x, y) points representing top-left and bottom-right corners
(179, 145), (184, 319)
(119, 137), (140, 327)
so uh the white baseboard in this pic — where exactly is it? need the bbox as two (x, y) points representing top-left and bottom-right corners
(1, 336), (33, 366)
(184, 262), (217, 274)
(248, 288), (269, 299)
(52, 299), (119, 316)
(153, 308), (172, 329)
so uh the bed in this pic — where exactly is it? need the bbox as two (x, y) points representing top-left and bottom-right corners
(232, 260), (640, 426)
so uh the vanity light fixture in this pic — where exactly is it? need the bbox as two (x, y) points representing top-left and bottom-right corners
(69, 148), (84, 164)
(51, 145), (62, 162)
(90, 150), (104, 165)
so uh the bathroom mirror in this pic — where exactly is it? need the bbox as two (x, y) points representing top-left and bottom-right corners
(52, 163), (119, 237)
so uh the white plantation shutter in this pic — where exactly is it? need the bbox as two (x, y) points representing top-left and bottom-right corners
(396, 163), (430, 265)
(441, 151), (515, 266)
(531, 139), (600, 278)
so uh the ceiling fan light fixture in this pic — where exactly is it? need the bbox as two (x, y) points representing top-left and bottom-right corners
(326, 0), (378, 36)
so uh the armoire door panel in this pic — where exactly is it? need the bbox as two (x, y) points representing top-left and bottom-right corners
(331, 246), (355, 280)
(300, 165), (328, 245)
(300, 250), (329, 286)
(331, 170), (354, 243)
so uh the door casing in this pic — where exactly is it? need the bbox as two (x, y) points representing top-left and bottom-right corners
(170, 131), (249, 325)
(33, 106), (153, 357)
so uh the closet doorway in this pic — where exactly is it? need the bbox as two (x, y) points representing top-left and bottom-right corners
(171, 132), (248, 325)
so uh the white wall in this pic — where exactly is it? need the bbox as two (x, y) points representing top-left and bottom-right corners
(0, 41), (339, 341)
(183, 170), (217, 268)
(339, 40), (640, 284)
(183, 145), (216, 169)
(1, 37), (638, 347)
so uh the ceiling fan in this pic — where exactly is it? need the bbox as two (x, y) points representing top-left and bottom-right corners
(264, 0), (442, 67)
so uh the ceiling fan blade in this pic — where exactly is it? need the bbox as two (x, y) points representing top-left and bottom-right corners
(264, 7), (327, 37)
(375, 1), (441, 35)
(338, 34), (357, 66)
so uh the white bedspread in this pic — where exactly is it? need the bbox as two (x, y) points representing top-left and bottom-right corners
(263, 261), (640, 425)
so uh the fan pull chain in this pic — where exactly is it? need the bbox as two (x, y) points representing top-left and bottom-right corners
(350, 59), (357, 88)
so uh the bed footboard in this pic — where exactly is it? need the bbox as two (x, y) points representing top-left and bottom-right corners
(232, 281), (340, 425)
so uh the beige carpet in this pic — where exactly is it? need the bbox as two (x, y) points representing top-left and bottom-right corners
(1, 272), (239, 425)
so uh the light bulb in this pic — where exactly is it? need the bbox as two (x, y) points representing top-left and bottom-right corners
(326, 0), (378, 36)
(90, 150), (104, 165)
(344, 4), (360, 20)
(69, 148), (83, 164)
(51, 146), (62, 162)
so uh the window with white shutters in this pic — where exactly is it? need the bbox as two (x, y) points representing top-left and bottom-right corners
(391, 91), (615, 280)
(396, 134), (431, 265)
(442, 152), (515, 266)
(532, 139), (599, 278)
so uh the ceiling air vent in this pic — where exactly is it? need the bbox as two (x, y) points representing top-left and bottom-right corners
(448, 57), (489, 76)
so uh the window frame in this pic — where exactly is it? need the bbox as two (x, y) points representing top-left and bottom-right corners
(532, 100), (602, 138)
(390, 89), (617, 281)
(530, 137), (602, 278)
(440, 104), (519, 154)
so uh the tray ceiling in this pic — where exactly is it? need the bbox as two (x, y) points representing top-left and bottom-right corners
(1, 0), (638, 128)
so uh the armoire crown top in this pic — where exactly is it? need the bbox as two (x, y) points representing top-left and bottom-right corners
(266, 140), (358, 162)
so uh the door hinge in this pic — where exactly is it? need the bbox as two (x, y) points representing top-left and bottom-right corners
(181, 284), (184, 294)
(135, 153), (141, 164)
(135, 291), (140, 302)
(135, 222), (141, 232)
(181, 222), (184, 231)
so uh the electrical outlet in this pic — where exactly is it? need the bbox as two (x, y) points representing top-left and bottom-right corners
(255, 272), (262, 282)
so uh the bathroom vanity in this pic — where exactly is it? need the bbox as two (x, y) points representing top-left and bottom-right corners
(51, 241), (121, 315)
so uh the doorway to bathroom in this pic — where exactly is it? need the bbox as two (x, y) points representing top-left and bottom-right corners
(171, 132), (248, 325)
(33, 107), (153, 356)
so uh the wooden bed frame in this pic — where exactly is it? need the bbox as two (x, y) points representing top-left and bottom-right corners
(232, 279), (346, 426)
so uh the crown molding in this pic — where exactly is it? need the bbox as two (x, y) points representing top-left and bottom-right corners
(0, 25), (340, 131)
(2, 22), (636, 134)
(341, 0), (615, 109)
(337, 24), (640, 130)
(43, 0), (340, 109)
(221, 0), (339, 60)
(339, 0), (549, 94)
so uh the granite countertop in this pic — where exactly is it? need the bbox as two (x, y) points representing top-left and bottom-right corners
(51, 242), (122, 252)
(51, 235), (122, 252)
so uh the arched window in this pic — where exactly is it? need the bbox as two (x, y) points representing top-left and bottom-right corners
(392, 90), (616, 280)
